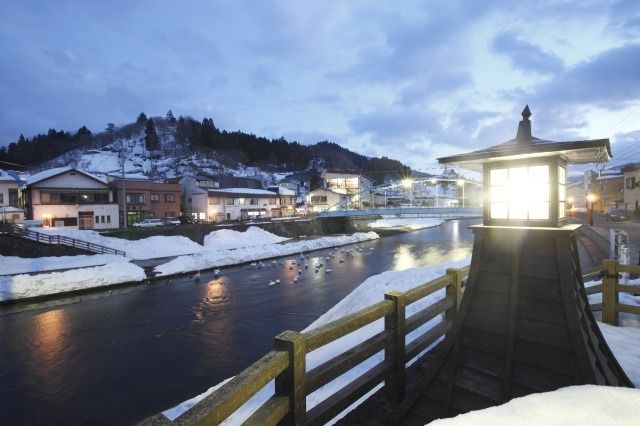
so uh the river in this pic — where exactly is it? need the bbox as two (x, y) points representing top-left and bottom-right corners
(0, 218), (479, 425)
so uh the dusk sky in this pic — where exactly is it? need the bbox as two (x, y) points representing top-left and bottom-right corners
(1, 0), (639, 171)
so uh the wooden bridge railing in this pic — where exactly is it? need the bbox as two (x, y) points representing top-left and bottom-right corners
(586, 260), (640, 326)
(140, 266), (469, 425)
(7, 224), (126, 256)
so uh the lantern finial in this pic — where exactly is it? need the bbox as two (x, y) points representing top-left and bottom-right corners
(516, 105), (532, 143)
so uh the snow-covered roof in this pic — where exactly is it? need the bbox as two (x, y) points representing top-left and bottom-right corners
(0, 169), (21, 182)
(0, 206), (23, 213)
(207, 188), (277, 196)
(26, 167), (108, 186)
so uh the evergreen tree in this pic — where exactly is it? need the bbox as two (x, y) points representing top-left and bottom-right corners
(144, 119), (160, 152)
(136, 112), (148, 125)
(166, 110), (177, 124)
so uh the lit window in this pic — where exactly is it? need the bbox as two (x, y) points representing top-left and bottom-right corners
(490, 165), (550, 221)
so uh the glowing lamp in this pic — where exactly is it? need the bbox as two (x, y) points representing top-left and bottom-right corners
(438, 105), (611, 227)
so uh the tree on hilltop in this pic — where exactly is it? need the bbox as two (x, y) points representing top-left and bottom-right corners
(144, 119), (160, 152)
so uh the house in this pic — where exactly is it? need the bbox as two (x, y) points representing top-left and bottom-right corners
(322, 172), (372, 208)
(585, 169), (624, 212)
(266, 186), (297, 217)
(24, 167), (119, 229)
(108, 177), (182, 226)
(308, 188), (347, 212)
(0, 169), (23, 223)
(180, 175), (263, 221)
(205, 188), (281, 221)
(622, 163), (640, 212)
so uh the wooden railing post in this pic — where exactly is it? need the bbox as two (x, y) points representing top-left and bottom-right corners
(274, 330), (306, 425)
(602, 259), (619, 326)
(446, 268), (463, 325)
(384, 290), (406, 406)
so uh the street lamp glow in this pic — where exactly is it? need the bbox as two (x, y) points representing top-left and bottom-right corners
(430, 178), (437, 184)
(587, 193), (597, 203)
(401, 178), (413, 188)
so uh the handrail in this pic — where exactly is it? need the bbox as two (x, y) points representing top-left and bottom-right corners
(587, 259), (640, 325)
(7, 225), (126, 256)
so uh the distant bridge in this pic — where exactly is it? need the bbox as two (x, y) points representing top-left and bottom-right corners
(317, 206), (482, 218)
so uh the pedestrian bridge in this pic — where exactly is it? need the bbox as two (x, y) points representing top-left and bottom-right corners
(317, 206), (482, 218)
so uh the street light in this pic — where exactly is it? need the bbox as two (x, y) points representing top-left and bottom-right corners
(428, 105), (630, 413)
(457, 179), (465, 208)
(402, 178), (413, 207)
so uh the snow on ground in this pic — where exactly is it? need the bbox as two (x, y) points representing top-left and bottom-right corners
(0, 262), (146, 302)
(0, 254), (126, 275)
(430, 385), (640, 426)
(163, 264), (640, 425)
(155, 232), (380, 276)
(203, 226), (289, 249)
(367, 217), (444, 230)
(35, 228), (205, 260)
(586, 277), (640, 328)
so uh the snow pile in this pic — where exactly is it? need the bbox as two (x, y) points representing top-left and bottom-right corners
(35, 228), (206, 260)
(164, 262), (640, 424)
(0, 254), (127, 275)
(203, 226), (289, 249)
(368, 217), (444, 230)
(0, 262), (146, 302)
(155, 232), (380, 276)
(430, 385), (640, 426)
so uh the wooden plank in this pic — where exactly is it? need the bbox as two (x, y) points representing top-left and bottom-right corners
(516, 296), (566, 327)
(404, 275), (449, 305)
(511, 360), (576, 392)
(303, 300), (393, 352)
(173, 350), (288, 425)
(242, 396), (289, 426)
(385, 291), (406, 406)
(602, 259), (618, 326)
(306, 330), (388, 394)
(464, 308), (509, 335)
(454, 366), (503, 402)
(517, 276), (561, 302)
(618, 284), (640, 296)
(618, 264), (640, 274)
(589, 302), (603, 311)
(585, 284), (603, 295)
(306, 361), (390, 426)
(473, 272), (511, 294)
(516, 318), (572, 351)
(459, 327), (506, 357)
(274, 331), (305, 425)
(513, 338), (579, 378)
(617, 304), (640, 315)
(520, 255), (559, 280)
(405, 296), (452, 334)
(457, 345), (504, 378)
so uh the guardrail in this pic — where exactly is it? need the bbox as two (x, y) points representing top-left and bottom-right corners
(7, 225), (126, 257)
(586, 260), (640, 325)
(140, 266), (468, 425)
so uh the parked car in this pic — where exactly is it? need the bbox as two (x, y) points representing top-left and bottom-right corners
(604, 208), (630, 221)
(132, 218), (164, 227)
(163, 217), (181, 225)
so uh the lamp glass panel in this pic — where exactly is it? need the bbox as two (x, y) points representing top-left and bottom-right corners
(489, 164), (550, 221)
(558, 165), (566, 219)
(491, 203), (508, 219)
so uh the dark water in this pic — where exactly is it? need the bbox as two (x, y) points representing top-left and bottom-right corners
(0, 218), (479, 425)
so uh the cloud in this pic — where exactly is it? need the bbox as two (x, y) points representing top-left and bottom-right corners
(492, 31), (564, 75)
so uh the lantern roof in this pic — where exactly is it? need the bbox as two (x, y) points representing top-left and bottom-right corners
(437, 106), (612, 171)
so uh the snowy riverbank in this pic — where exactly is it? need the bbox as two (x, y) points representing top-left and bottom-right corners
(0, 227), (379, 302)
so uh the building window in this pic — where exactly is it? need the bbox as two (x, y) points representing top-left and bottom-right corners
(311, 196), (328, 204)
(626, 177), (636, 189)
(165, 193), (175, 202)
(558, 166), (566, 219)
(126, 193), (145, 205)
(226, 198), (234, 205)
(95, 215), (100, 223)
(101, 215), (105, 223)
(106, 215), (111, 223)
(209, 197), (221, 205)
(150, 193), (160, 203)
(0, 193), (3, 203)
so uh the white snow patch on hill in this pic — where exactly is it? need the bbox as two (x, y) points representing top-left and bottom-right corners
(203, 226), (289, 249)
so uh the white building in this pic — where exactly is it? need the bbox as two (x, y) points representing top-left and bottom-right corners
(205, 188), (285, 221)
(24, 167), (119, 229)
(0, 169), (23, 223)
(322, 172), (372, 208)
(308, 188), (348, 212)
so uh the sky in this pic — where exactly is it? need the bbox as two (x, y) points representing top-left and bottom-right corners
(1, 0), (639, 171)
